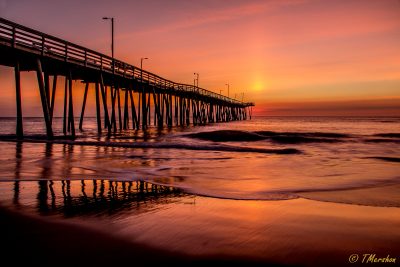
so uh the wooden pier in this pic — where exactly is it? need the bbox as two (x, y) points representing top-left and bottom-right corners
(0, 17), (254, 139)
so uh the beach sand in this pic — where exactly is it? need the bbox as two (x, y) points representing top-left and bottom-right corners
(1, 184), (399, 267)
(0, 206), (279, 267)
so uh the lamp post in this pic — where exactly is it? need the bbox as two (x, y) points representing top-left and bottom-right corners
(140, 57), (148, 80)
(193, 73), (199, 87)
(102, 17), (114, 69)
(225, 83), (230, 98)
(219, 89), (223, 95)
(241, 92), (244, 102)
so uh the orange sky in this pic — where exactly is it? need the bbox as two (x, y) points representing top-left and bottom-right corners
(0, 0), (399, 116)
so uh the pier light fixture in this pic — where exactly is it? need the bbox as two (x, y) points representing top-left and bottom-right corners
(140, 57), (148, 81)
(193, 73), (199, 87)
(102, 17), (114, 58)
(225, 83), (230, 98)
(140, 57), (148, 70)
(102, 17), (114, 68)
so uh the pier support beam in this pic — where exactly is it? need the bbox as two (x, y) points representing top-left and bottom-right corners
(95, 82), (101, 134)
(147, 93), (151, 125)
(63, 76), (68, 135)
(116, 86), (122, 130)
(129, 89), (138, 129)
(35, 58), (53, 139)
(99, 74), (110, 131)
(79, 82), (89, 131)
(44, 73), (50, 108)
(137, 92), (141, 129)
(142, 86), (147, 130)
(110, 86), (117, 133)
(67, 71), (75, 138)
(14, 61), (23, 139)
(123, 89), (129, 130)
(50, 75), (57, 123)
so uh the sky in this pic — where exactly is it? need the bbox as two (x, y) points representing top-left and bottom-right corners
(0, 0), (399, 116)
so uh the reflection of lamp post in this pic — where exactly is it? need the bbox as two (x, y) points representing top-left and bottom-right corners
(193, 73), (199, 87)
(102, 17), (114, 69)
(225, 83), (230, 98)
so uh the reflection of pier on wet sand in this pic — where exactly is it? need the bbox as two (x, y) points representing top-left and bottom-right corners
(1, 181), (264, 267)
(4, 179), (186, 217)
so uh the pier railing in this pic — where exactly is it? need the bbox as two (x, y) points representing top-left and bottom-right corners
(0, 17), (253, 106)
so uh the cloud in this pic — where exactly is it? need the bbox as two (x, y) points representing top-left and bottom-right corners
(254, 98), (400, 116)
(122, 0), (310, 37)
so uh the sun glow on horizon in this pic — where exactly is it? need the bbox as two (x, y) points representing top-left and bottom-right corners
(250, 74), (268, 93)
(252, 81), (265, 92)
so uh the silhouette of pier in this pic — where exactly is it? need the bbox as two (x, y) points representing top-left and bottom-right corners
(0, 18), (254, 139)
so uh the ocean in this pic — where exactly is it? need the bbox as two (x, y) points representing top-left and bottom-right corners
(0, 116), (399, 266)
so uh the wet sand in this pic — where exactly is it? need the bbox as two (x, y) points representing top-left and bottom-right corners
(1, 189), (399, 267)
(0, 206), (281, 267)
(1, 206), (179, 267)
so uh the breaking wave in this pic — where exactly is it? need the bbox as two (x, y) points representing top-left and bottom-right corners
(0, 136), (301, 154)
(187, 130), (351, 144)
(148, 176), (400, 207)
